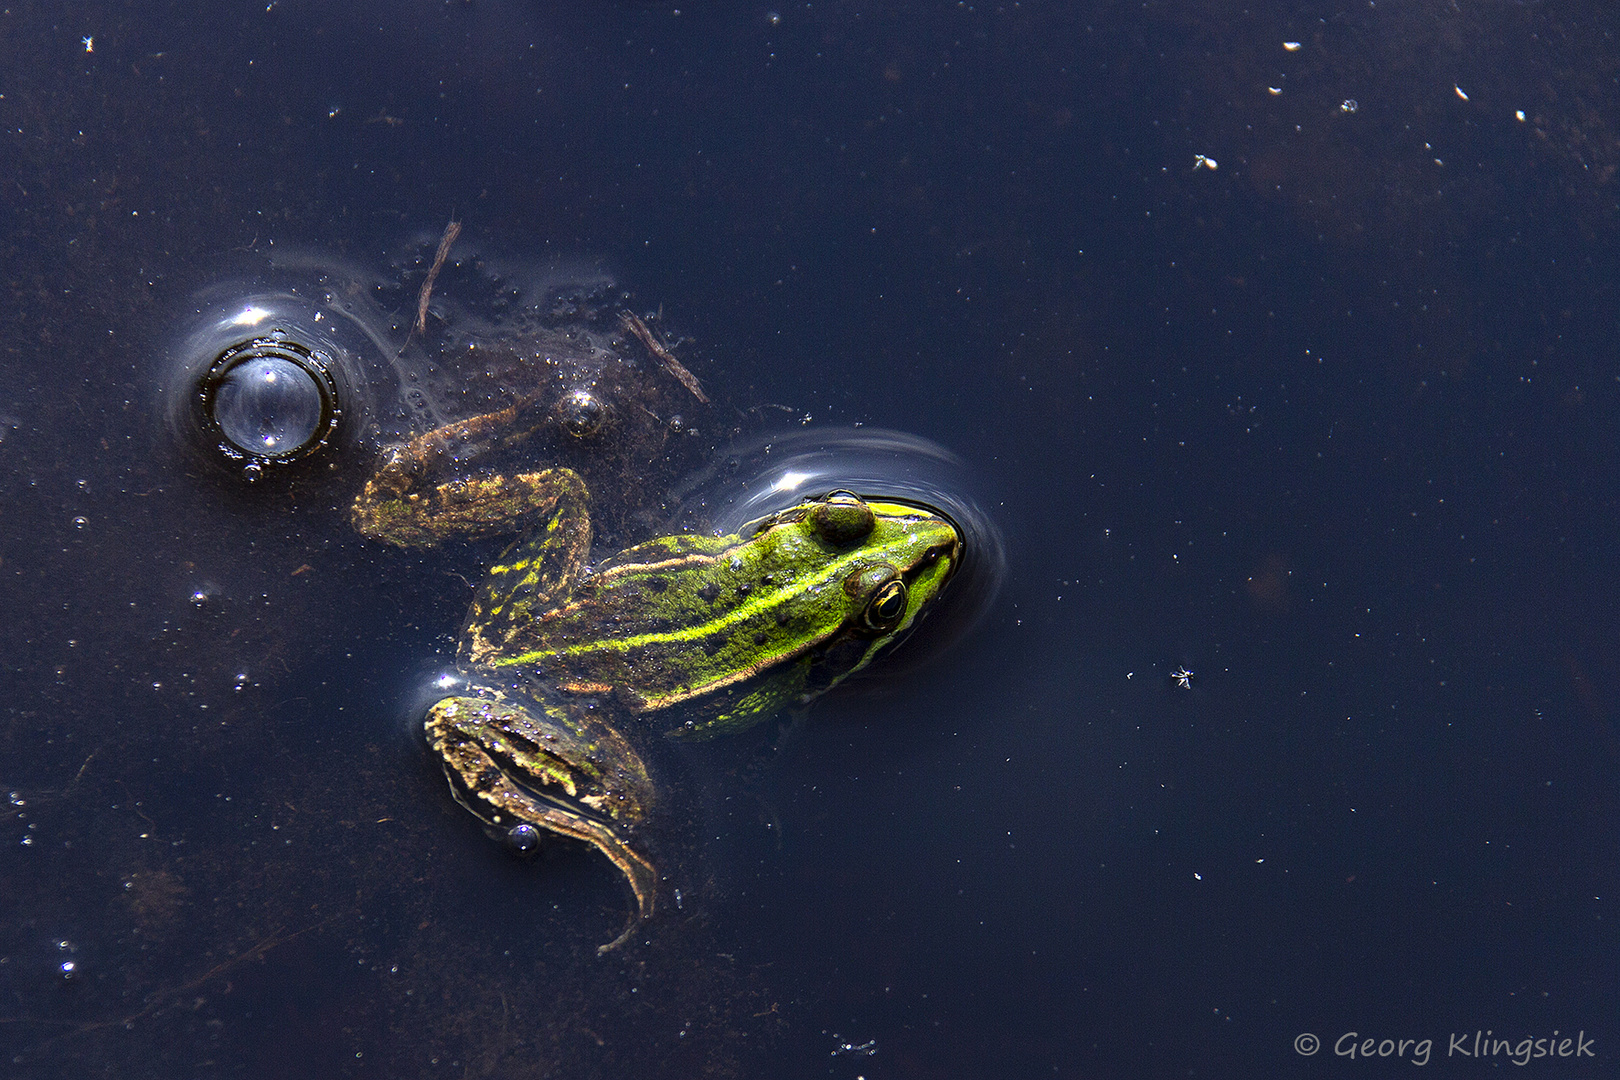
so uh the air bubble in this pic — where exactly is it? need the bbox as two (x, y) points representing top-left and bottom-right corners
(556, 388), (606, 438)
(212, 356), (326, 457)
(505, 823), (542, 856)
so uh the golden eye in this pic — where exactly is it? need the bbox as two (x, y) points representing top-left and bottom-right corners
(863, 579), (908, 631)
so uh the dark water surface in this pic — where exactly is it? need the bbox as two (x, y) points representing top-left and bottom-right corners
(2, 2), (1616, 1077)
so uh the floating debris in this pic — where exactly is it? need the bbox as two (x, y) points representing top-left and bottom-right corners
(622, 311), (710, 404)
(414, 219), (463, 337)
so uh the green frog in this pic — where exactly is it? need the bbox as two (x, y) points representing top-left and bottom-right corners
(352, 432), (964, 951)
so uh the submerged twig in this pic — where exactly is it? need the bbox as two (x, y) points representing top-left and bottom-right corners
(621, 311), (709, 404)
(413, 219), (463, 336)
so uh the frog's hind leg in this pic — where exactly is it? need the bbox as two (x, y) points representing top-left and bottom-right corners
(461, 468), (592, 664)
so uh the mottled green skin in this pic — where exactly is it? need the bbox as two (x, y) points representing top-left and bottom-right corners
(424, 692), (658, 945)
(358, 459), (962, 950)
(467, 487), (960, 730)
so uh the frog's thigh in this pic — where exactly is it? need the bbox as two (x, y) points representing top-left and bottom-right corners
(425, 700), (656, 952)
(423, 467), (587, 539)
(464, 469), (592, 656)
(353, 461), (590, 547)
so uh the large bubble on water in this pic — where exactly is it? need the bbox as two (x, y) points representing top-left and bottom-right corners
(158, 253), (409, 480)
(156, 242), (717, 532)
(210, 355), (328, 456)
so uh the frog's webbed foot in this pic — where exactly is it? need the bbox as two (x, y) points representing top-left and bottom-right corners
(376, 398), (539, 487)
(396, 397), (541, 473)
(424, 694), (657, 954)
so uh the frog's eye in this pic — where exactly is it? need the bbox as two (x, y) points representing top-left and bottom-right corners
(862, 579), (909, 633)
(809, 492), (875, 545)
(847, 563), (907, 631)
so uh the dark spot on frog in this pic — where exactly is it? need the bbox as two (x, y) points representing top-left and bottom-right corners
(775, 609), (792, 626)
(697, 581), (721, 603)
(645, 576), (668, 592)
(753, 631), (769, 645)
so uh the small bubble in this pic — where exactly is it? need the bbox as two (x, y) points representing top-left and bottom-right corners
(505, 823), (542, 856)
(59, 960), (77, 980)
(75, 479), (89, 491)
(1340, 99), (1358, 114)
(190, 590), (211, 607)
(72, 516), (88, 529)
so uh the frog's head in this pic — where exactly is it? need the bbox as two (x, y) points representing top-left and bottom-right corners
(717, 490), (965, 697)
(501, 490), (964, 734)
